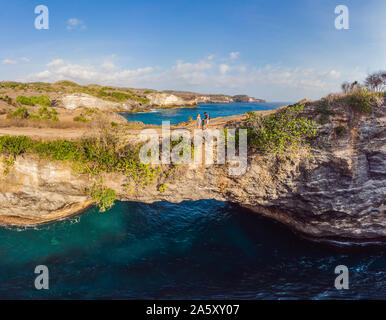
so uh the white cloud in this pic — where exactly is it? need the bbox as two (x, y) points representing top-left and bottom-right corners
(28, 59), (154, 86)
(101, 61), (116, 71)
(219, 64), (230, 75)
(173, 60), (212, 73)
(319, 70), (341, 79)
(66, 18), (86, 30)
(2, 59), (17, 65)
(47, 59), (65, 68)
(229, 52), (240, 60)
(26, 55), (353, 100)
(21, 57), (30, 62)
(35, 70), (52, 78)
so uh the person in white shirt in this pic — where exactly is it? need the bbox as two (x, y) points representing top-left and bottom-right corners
(196, 114), (202, 129)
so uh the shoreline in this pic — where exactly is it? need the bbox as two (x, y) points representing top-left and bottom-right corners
(0, 201), (93, 227)
(1, 198), (385, 248)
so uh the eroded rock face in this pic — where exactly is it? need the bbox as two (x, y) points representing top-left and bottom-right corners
(53, 93), (140, 112)
(0, 103), (385, 242)
(146, 92), (265, 106)
(0, 156), (91, 225)
(146, 93), (197, 106)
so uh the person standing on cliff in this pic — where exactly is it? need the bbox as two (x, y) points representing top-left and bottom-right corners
(203, 112), (210, 129)
(196, 114), (202, 129)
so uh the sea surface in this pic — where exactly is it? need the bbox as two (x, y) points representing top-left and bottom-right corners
(122, 102), (290, 125)
(0, 201), (385, 299)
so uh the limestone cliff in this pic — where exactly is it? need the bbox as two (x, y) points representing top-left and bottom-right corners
(52, 91), (265, 112)
(0, 100), (384, 243)
(150, 91), (265, 106)
(53, 93), (137, 112)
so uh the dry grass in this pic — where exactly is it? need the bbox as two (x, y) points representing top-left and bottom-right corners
(0, 118), (93, 129)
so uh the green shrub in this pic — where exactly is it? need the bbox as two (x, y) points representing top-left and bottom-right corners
(28, 114), (40, 120)
(16, 96), (35, 106)
(335, 126), (346, 137)
(16, 95), (51, 107)
(10, 106), (29, 119)
(158, 183), (167, 193)
(243, 104), (319, 153)
(344, 89), (374, 114)
(111, 122), (118, 127)
(89, 183), (117, 212)
(73, 115), (89, 122)
(38, 106), (58, 120)
(110, 92), (130, 101)
(0, 136), (32, 156)
(85, 109), (97, 116)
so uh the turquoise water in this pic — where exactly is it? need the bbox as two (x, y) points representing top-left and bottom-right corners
(122, 102), (290, 125)
(0, 200), (385, 299)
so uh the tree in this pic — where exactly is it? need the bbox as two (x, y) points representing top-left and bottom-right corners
(341, 82), (350, 94)
(365, 71), (386, 92)
(350, 81), (362, 92)
(341, 81), (361, 94)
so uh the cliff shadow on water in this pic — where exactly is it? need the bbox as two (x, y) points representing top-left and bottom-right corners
(0, 200), (385, 299)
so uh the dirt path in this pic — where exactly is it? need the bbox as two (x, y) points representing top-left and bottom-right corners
(0, 108), (280, 140)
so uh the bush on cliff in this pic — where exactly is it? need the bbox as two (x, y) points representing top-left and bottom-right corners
(0, 135), (32, 156)
(244, 104), (319, 154)
(343, 88), (377, 114)
(89, 183), (116, 213)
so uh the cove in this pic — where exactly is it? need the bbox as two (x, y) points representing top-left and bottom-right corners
(0, 200), (385, 299)
(121, 102), (290, 125)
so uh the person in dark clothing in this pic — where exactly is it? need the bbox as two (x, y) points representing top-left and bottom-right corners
(203, 112), (210, 129)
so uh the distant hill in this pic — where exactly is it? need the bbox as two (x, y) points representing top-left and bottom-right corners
(0, 81), (266, 113)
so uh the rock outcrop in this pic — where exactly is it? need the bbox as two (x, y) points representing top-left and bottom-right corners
(53, 93), (140, 112)
(0, 101), (384, 243)
(152, 91), (265, 106)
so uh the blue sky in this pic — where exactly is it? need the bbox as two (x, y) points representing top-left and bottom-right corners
(0, 0), (385, 100)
